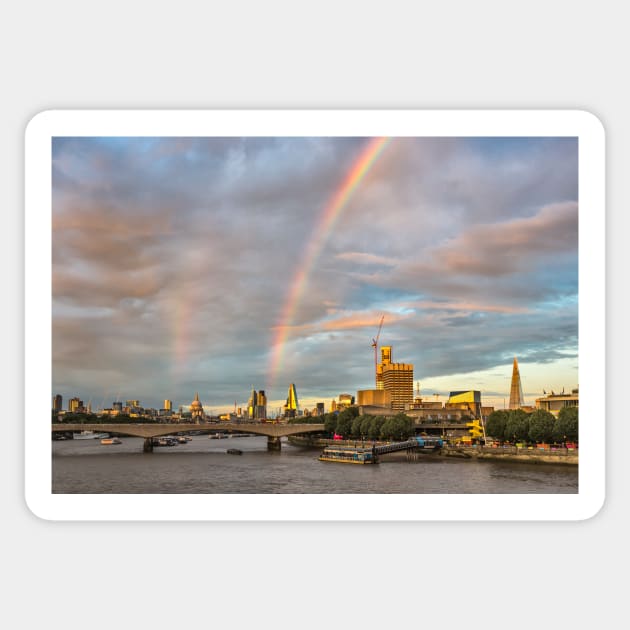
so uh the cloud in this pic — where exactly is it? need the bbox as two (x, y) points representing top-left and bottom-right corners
(51, 136), (579, 412)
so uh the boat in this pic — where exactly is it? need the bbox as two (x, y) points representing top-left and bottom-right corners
(73, 431), (110, 440)
(226, 448), (243, 455)
(101, 437), (122, 445)
(209, 433), (227, 439)
(318, 445), (377, 464)
(152, 437), (178, 447)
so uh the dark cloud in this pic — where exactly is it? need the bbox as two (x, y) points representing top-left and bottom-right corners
(52, 136), (579, 411)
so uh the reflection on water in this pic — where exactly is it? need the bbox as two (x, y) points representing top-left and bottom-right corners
(52, 435), (578, 494)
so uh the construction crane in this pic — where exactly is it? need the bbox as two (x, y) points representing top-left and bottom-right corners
(371, 315), (385, 388)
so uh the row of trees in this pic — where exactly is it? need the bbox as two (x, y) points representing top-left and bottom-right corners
(290, 406), (415, 441)
(485, 407), (578, 444)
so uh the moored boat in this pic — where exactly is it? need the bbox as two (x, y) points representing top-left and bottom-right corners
(318, 445), (377, 464)
(74, 431), (110, 440)
(101, 437), (122, 445)
(226, 448), (243, 455)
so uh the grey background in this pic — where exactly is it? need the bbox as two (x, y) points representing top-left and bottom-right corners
(4, 1), (626, 628)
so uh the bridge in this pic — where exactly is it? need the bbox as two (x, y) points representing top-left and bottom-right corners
(51, 422), (326, 452)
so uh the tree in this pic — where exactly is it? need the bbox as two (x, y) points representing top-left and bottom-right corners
(505, 409), (530, 443)
(553, 406), (579, 443)
(367, 416), (385, 440)
(485, 410), (509, 441)
(351, 415), (364, 438)
(324, 412), (338, 435)
(528, 409), (556, 443)
(335, 407), (356, 437)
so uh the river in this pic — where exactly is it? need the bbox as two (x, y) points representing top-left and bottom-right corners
(51, 435), (578, 494)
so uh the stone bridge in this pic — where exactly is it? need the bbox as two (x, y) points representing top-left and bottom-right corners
(52, 422), (326, 452)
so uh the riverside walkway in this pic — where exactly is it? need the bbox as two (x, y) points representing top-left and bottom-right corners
(51, 422), (325, 452)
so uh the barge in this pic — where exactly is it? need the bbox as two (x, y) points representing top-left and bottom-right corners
(318, 445), (377, 464)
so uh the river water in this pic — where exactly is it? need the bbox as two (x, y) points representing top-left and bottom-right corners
(52, 435), (578, 494)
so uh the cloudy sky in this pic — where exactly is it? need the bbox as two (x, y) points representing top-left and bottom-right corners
(52, 136), (578, 415)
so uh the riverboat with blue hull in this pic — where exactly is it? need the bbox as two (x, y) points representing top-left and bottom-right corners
(319, 445), (377, 464)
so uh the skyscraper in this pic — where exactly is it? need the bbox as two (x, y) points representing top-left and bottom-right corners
(376, 345), (392, 390)
(52, 394), (62, 412)
(382, 362), (414, 411)
(247, 388), (267, 420)
(509, 357), (524, 409)
(284, 383), (299, 418)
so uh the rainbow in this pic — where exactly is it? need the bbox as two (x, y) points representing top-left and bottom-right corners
(267, 136), (392, 389)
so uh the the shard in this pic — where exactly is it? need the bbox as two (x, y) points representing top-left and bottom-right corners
(509, 357), (524, 409)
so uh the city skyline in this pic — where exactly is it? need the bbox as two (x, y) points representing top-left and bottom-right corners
(52, 136), (579, 415)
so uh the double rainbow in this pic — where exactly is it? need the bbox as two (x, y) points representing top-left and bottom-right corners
(267, 136), (392, 389)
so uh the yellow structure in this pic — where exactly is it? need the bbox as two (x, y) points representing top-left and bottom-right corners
(357, 389), (392, 408)
(376, 346), (392, 390)
(446, 390), (482, 418)
(382, 362), (414, 411)
(466, 419), (484, 439)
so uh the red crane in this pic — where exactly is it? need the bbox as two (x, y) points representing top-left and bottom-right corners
(371, 315), (385, 388)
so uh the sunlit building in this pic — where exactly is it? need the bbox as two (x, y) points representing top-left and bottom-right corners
(248, 388), (267, 420)
(357, 389), (391, 408)
(382, 360), (414, 411)
(190, 392), (204, 422)
(446, 390), (482, 419)
(509, 357), (524, 409)
(535, 388), (579, 417)
(52, 394), (62, 412)
(376, 345), (393, 390)
(284, 383), (299, 418)
(68, 397), (82, 413)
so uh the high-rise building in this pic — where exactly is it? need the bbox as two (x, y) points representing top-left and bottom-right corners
(68, 397), (82, 413)
(376, 345), (392, 389)
(284, 383), (299, 418)
(113, 401), (123, 412)
(164, 399), (172, 411)
(256, 390), (267, 420)
(382, 361), (414, 411)
(247, 388), (257, 419)
(509, 357), (524, 409)
(52, 394), (62, 412)
(247, 388), (267, 420)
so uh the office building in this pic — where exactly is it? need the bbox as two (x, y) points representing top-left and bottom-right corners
(68, 397), (82, 413)
(284, 383), (299, 418)
(376, 345), (392, 390)
(164, 399), (172, 411)
(248, 388), (267, 420)
(382, 361), (414, 411)
(52, 394), (62, 412)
